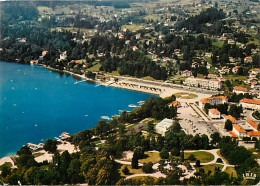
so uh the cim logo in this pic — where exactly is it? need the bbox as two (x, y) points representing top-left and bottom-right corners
(242, 172), (257, 180)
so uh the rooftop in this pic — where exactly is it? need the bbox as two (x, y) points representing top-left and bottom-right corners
(240, 98), (260, 105)
(233, 125), (246, 133)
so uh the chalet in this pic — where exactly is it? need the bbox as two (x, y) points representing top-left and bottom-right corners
(208, 109), (221, 119)
(132, 46), (139, 51)
(233, 86), (249, 94)
(244, 56), (253, 63)
(232, 66), (241, 74)
(228, 39), (235, 44)
(240, 98), (260, 110)
(181, 70), (192, 77)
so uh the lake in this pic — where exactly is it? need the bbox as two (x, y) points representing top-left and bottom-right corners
(0, 62), (155, 158)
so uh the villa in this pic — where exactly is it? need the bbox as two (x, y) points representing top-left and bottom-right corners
(244, 56), (253, 63)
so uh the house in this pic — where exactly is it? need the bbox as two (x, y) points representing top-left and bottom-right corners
(207, 74), (218, 79)
(247, 131), (260, 139)
(232, 125), (247, 139)
(232, 66), (241, 74)
(184, 77), (222, 90)
(60, 51), (67, 60)
(208, 109), (221, 119)
(152, 54), (158, 60)
(229, 131), (238, 138)
(163, 57), (170, 62)
(244, 56), (253, 63)
(251, 82), (260, 90)
(217, 77), (226, 82)
(246, 119), (258, 131)
(118, 33), (124, 39)
(240, 98), (260, 110)
(42, 50), (48, 57)
(220, 36), (227, 41)
(155, 118), (174, 136)
(245, 78), (258, 84)
(250, 68), (260, 75)
(233, 86), (249, 94)
(181, 70), (192, 77)
(228, 39), (235, 44)
(225, 115), (238, 124)
(132, 46), (139, 51)
(199, 96), (228, 109)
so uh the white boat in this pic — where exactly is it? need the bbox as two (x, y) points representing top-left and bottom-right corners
(138, 101), (145, 105)
(128, 104), (138, 108)
(101, 116), (111, 120)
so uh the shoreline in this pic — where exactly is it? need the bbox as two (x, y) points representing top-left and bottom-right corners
(39, 64), (217, 100)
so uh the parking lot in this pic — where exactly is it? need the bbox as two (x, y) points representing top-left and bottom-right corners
(177, 101), (218, 139)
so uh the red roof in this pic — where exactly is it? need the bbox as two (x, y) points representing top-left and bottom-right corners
(233, 86), (249, 92)
(246, 119), (258, 130)
(209, 109), (220, 114)
(225, 115), (238, 123)
(247, 131), (260, 136)
(229, 131), (238, 138)
(233, 125), (246, 133)
(200, 98), (209, 104)
(240, 98), (260, 105)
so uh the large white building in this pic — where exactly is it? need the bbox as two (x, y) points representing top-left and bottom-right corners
(199, 96), (228, 109)
(208, 109), (221, 119)
(155, 118), (174, 136)
(184, 77), (222, 90)
(240, 98), (260, 110)
(233, 86), (250, 94)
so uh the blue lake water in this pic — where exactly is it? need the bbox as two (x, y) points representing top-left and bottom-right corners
(0, 62), (155, 158)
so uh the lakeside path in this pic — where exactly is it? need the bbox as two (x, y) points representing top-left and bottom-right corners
(40, 65), (217, 102)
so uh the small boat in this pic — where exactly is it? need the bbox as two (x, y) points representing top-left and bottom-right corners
(128, 104), (138, 108)
(35, 124), (38, 127)
(84, 114), (88, 117)
(138, 101), (145, 105)
(95, 83), (101, 87)
(101, 116), (111, 120)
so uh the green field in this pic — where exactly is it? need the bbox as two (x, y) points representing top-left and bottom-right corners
(184, 151), (214, 163)
(195, 164), (224, 175)
(139, 151), (161, 164)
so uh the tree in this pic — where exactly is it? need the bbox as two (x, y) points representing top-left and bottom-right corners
(122, 166), (130, 175)
(195, 160), (201, 167)
(228, 146), (252, 165)
(225, 120), (233, 131)
(171, 148), (180, 156)
(166, 170), (180, 185)
(255, 140), (260, 150)
(188, 154), (196, 161)
(67, 159), (82, 183)
(142, 162), (153, 173)
(160, 148), (169, 159)
(147, 121), (154, 134)
(210, 132), (221, 146)
(43, 139), (57, 153)
(1, 165), (11, 178)
(131, 152), (139, 169)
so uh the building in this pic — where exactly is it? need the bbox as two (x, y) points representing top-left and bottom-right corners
(132, 46), (139, 51)
(199, 96), (228, 109)
(184, 77), (222, 90)
(232, 125), (247, 139)
(244, 56), (253, 63)
(169, 101), (181, 108)
(240, 98), (260, 110)
(246, 119), (258, 131)
(181, 70), (192, 77)
(155, 118), (174, 136)
(225, 115), (238, 124)
(233, 86), (249, 94)
(228, 39), (235, 44)
(232, 66), (241, 74)
(247, 131), (260, 139)
(208, 109), (221, 119)
(60, 51), (67, 60)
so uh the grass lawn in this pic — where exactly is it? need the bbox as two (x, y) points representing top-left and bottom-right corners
(120, 165), (144, 176)
(0, 162), (12, 170)
(184, 151), (214, 163)
(139, 152), (161, 164)
(197, 73), (205, 78)
(212, 41), (224, 48)
(121, 24), (146, 31)
(174, 92), (198, 99)
(87, 63), (101, 72)
(127, 176), (158, 183)
(224, 167), (237, 178)
(224, 75), (247, 81)
(216, 150), (230, 165)
(195, 164), (224, 175)
(33, 152), (45, 158)
(106, 70), (120, 76)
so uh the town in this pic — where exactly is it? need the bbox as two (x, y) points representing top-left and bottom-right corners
(0, 0), (259, 185)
